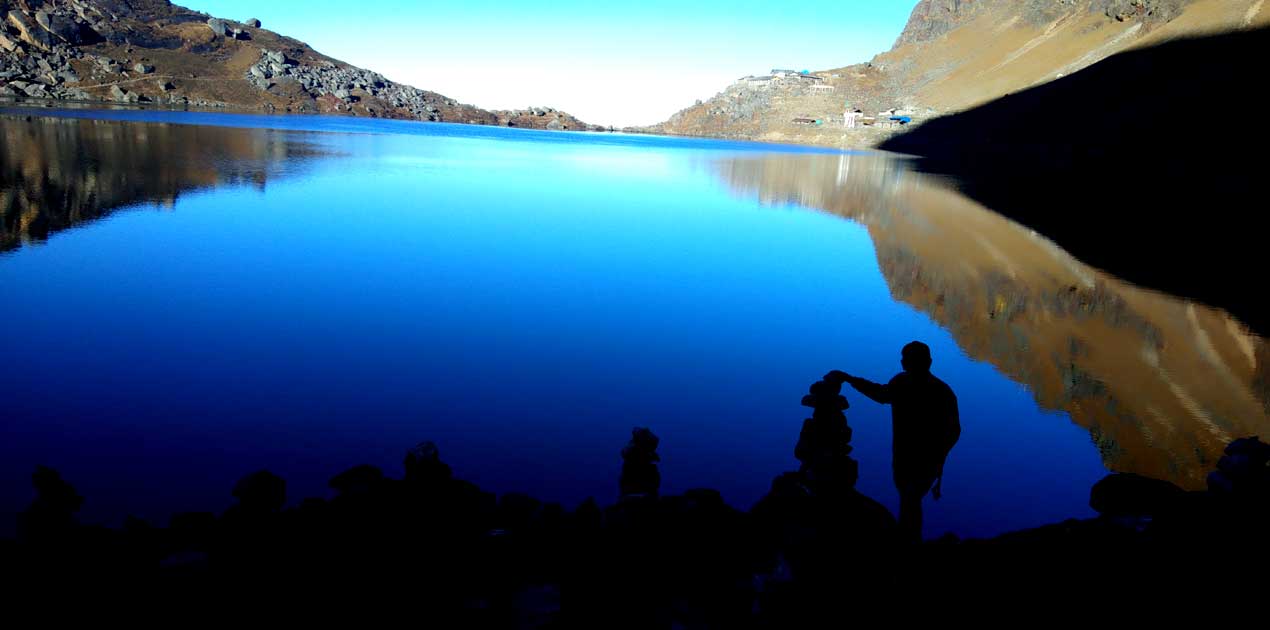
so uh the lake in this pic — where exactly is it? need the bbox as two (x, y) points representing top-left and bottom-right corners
(3, 107), (1266, 539)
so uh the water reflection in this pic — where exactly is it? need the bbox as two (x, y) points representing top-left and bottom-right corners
(1, 114), (328, 252)
(714, 152), (1270, 488)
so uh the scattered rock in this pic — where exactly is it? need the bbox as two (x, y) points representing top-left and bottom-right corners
(206, 18), (229, 37)
(1089, 473), (1185, 517)
(133, 63), (153, 74)
(109, 84), (138, 103)
(0, 32), (22, 53)
(246, 18), (262, 28)
(7, 8), (54, 51)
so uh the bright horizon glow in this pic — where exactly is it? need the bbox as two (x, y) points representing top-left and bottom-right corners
(178, 1), (915, 127)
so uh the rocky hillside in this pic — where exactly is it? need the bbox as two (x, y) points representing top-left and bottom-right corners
(0, 0), (600, 130)
(649, 0), (1269, 146)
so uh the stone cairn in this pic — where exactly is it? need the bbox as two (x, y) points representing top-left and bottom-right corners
(793, 377), (858, 495)
(619, 427), (661, 499)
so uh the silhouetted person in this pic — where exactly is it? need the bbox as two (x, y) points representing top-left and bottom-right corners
(827, 341), (960, 541)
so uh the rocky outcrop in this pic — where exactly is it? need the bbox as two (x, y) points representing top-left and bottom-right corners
(493, 106), (601, 131)
(1097, 0), (1192, 23)
(893, 0), (988, 47)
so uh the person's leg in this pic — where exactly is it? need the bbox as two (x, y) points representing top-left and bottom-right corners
(898, 487), (923, 543)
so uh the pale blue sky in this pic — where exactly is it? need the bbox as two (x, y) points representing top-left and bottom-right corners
(180, 1), (916, 126)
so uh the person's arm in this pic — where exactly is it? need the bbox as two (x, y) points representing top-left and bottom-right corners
(825, 370), (892, 404)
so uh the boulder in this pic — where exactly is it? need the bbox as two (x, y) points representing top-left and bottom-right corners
(404, 441), (453, 484)
(1089, 473), (1185, 517)
(88, 19), (118, 42)
(231, 470), (286, 513)
(333, 88), (350, 99)
(0, 32), (20, 52)
(133, 63), (153, 74)
(22, 82), (46, 97)
(109, 84), (133, 102)
(206, 17), (228, 37)
(7, 9), (53, 51)
(1207, 436), (1270, 497)
(246, 18), (261, 28)
(329, 464), (386, 497)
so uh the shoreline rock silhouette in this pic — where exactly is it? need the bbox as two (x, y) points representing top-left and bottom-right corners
(4, 381), (1269, 621)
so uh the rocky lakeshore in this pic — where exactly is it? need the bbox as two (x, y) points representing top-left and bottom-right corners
(6, 374), (1269, 622)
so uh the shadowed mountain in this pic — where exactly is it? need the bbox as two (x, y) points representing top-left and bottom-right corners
(713, 152), (1270, 489)
(1, 112), (327, 251)
(879, 26), (1270, 335)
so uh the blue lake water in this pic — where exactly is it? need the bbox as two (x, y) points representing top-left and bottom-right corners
(8, 107), (1253, 539)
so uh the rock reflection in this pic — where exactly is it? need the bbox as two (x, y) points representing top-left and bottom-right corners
(715, 152), (1270, 488)
(1, 113), (327, 252)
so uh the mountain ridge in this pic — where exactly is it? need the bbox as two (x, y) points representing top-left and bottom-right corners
(647, 0), (1269, 147)
(0, 0), (604, 131)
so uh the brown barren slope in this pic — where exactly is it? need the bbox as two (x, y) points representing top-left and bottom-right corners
(1, 0), (598, 130)
(650, 0), (1270, 147)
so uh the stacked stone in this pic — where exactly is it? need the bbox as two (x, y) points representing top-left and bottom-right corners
(619, 427), (661, 499)
(794, 377), (858, 494)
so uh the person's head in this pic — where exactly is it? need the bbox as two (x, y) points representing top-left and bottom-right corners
(901, 341), (932, 373)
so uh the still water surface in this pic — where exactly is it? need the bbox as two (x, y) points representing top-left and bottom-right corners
(3, 108), (1265, 538)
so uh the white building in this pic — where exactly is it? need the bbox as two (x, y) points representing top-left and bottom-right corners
(844, 110), (863, 128)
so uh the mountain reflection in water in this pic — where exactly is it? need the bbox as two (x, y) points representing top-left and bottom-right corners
(2, 110), (1265, 540)
(1, 114), (328, 252)
(714, 152), (1270, 488)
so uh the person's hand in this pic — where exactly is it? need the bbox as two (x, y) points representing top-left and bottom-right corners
(824, 370), (851, 383)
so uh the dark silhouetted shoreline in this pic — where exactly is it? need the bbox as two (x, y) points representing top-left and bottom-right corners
(6, 376), (1269, 623)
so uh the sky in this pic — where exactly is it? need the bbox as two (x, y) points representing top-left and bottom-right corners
(179, 1), (916, 127)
